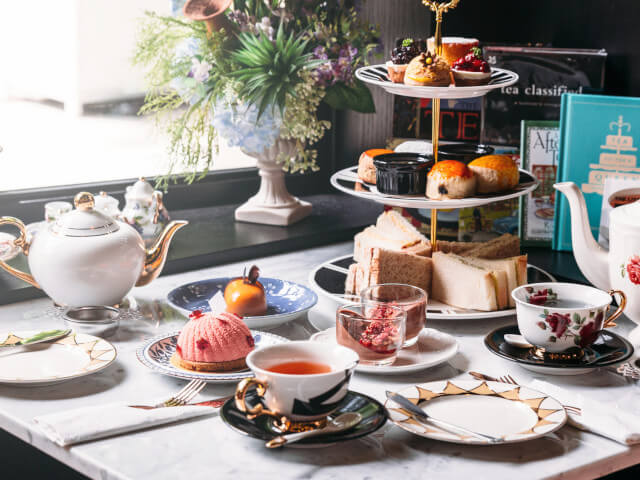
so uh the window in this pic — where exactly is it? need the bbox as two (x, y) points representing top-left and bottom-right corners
(0, 1), (256, 193)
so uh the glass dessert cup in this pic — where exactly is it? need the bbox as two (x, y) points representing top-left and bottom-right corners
(336, 303), (406, 367)
(361, 284), (427, 348)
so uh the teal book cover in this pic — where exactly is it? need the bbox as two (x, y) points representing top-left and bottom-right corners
(553, 94), (640, 251)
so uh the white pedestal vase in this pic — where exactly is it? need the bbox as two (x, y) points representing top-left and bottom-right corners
(235, 138), (312, 226)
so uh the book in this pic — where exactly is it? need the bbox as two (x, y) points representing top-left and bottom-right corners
(482, 46), (607, 146)
(554, 93), (640, 251)
(519, 120), (559, 246)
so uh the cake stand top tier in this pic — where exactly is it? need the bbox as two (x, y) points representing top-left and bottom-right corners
(356, 65), (518, 99)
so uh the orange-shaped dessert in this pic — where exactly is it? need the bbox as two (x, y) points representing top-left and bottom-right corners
(224, 265), (267, 316)
(468, 155), (519, 193)
(426, 160), (476, 200)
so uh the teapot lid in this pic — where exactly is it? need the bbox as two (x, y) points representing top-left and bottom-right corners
(51, 192), (120, 237)
(126, 177), (155, 201)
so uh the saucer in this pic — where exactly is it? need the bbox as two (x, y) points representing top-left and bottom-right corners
(386, 380), (566, 445)
(484, 325), (634, 375)
(167, 277), (318, 329)
(310, 328), (458, 374)
(220, 390), (387, 448)
(136, 330), (288, 383)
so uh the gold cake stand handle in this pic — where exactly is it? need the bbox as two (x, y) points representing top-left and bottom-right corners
(423, 1), (461, 251)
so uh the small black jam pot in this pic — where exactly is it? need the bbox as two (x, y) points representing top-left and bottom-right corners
(438, 143), (494, 164)
(373, 153), (434, 195)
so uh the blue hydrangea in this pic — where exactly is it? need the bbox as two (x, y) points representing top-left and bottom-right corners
(212, 101), (282, 154)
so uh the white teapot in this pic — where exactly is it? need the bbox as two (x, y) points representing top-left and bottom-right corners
(0, 192), (187, 307)
(554, 182), (635, 337)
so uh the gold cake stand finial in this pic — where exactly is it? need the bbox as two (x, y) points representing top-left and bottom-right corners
(421, 0), (461, 250)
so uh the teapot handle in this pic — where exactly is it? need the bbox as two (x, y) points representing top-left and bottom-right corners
(604, 290), (627, 328)
(0, 217), (39, 288)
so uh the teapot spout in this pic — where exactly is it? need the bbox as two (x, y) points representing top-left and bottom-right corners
(554, 182), (610, 290)
(136, 220), (188, 287)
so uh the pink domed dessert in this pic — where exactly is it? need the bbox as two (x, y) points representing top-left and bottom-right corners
(172, 310), (255, 372)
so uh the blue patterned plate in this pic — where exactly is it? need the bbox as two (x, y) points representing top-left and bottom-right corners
(167, 277), (318, 329)
(136, 330), (289, 383)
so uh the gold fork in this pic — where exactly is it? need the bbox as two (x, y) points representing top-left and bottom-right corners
(129, 379), (207, 410)
(468, 371), (582, 416)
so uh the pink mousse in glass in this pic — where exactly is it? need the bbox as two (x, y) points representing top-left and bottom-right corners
(360, 284), (427, 347)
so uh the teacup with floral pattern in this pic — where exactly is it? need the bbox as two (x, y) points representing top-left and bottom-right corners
(511, 282), (626, 353)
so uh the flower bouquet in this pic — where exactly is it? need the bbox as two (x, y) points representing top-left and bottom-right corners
(134, 0), (380, 225)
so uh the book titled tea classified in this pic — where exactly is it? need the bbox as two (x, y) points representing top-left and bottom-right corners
(482, 46), (607, 146)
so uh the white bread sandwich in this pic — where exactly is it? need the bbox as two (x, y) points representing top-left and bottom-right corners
(353, 210), (431, 262)
(431, 252), (498, 311)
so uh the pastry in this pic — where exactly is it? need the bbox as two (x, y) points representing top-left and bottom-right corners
(468, 155), (519, 193)
(358, 148), (393, 184)
(426, 160), (476, 199)
(452, 47), (492, 86)
(386, 38), (425, 83)
(404, 52), (451, 87)
(224, 265), (267, 316)
(173, 310), (255, 372)
(427, 37), (479, 66)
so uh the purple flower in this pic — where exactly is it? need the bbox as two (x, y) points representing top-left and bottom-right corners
(312, 46), (328, 60)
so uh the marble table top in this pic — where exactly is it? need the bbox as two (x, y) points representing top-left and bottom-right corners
(1, 241), (640, 480)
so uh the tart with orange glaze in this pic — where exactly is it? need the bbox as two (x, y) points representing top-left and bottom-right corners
(358, 148), (394, 184)
(468, 155), (519, 193)
(404, 52), (451, 87)
(426, 160), (477, 200)
(224, 265), (267, 316)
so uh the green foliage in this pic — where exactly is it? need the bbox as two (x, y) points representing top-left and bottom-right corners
(324, 80), (375, 113)
(231, 22), (315, 119)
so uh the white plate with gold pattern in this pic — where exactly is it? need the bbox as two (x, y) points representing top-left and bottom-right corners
(310, 327), (458, 374)
(385, 380), (567, 445)
(0, 331), (117, 386)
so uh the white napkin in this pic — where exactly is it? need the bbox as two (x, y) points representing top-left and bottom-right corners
(530, 379), (640, 445)
(34, 401), (217, 447)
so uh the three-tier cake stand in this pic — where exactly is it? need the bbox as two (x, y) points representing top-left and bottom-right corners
(312, 0), (548, 323)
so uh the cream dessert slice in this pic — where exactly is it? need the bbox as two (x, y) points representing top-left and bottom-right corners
(431, 252), (498, 311)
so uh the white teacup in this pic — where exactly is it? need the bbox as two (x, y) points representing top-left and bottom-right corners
(511, 282), (626, 353)
(235, 341), (359, 422)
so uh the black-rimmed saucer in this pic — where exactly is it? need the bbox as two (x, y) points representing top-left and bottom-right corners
(220, 390), (387, 447)
(485, 325), (634, 376)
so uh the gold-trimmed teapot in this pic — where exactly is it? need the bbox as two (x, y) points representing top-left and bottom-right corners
(0, 192), (188, 307)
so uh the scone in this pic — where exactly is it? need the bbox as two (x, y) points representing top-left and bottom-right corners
(172, 310), (255, 372)
(404, 52), (451, 87)
(427, 37), (479, 67)
(468, 155), (519, 193)
(358, 149), (393, 184)
(426, 160), (476, 199)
